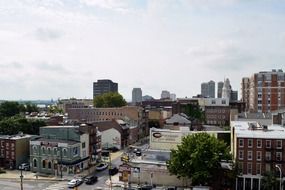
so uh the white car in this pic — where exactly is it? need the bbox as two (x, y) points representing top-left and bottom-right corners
(67, 178), (83, 188)
(96, 163), (108, 171)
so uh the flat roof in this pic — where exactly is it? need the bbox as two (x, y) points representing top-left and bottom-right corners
(231, 121), (285, 139)
(31, 137), (79, 145)
(41, 125), (79, 128)
(0, 134), (32, 140)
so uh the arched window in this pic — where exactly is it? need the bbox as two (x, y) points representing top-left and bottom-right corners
(53, 148), (57, 155)
(33, 146), (37, 154)
(48, 161), (52, 169)
(42, 160), (46, 168)
(63, 148), (67, 157)
(47, 147), (51, 155)
(41, 147), (46, 154)
(33, 159), (37, 168)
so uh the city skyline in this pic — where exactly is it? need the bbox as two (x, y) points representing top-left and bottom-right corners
(0, 1), (285, 100)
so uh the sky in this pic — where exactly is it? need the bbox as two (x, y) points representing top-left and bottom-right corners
(0, 0), (285, 101)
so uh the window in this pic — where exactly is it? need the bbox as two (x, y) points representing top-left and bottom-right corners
(47, 147), (51, 155)
(248, 139), (253, 148)
(266, 152), (271, 161)
(33, 146), (37, 154)
(266, 164), (271, 172)
(257, 151), (262, 161)
(266, 140), (271, 148)
(33, 159), (37, 168)
(53, 148), (57, 155)
(0, 141), (4, 147)
(239, 150), (244, 160)
(247, 163), (252, 174)
(42, 147), (46, 154)
(276, 140), (282, 149)
(42, 160), (46, 168)
(248, 151), (252, 161)
(63, 148), (67, 157)
(238, 162), (243, 174)
(82, 142), (86, 149)
(276, 152), (282, 161)
(256, 163), (261, 175)
(212, 100), (216, 104)
(257, 139), (262, 148)
(0, 149), (4, 156)
(239, 139), (244, 148)
(222, 100), (226, 104)
(48, 161), (52, 169)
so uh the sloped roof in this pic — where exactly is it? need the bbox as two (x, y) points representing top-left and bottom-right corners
(165, 114), (191, 124)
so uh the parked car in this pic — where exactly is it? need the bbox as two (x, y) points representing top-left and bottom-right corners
(135, 150), (142, 156)
(138, 185), (153, 190)
(109, 166), (119, 176)
(19, 163), (30, 171)
(96, 163), (108, 171)
(103, 147), (119, 152)
(85, 175), (98, 185)
(67, 178), (83, 188)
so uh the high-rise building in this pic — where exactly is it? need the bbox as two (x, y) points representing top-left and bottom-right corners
(242, 69), (285, 112)
(170, 93), (176, 101)
(217, 81), (224, 98)
(161, 90), (171, 99)
(241, 77), (250, 110)
(222, 78), (232, 100)
(132, 88), (142, 103)
(208, 80), (215, 98)
(201, 83), (209, 98)
(230, 90), (238, 102)
(93, 79), (118, 98)
(201, 81), (215, 98)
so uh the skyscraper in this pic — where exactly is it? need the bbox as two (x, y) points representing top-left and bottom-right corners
(201, 81), (215, 98)
(217, 81), (224, 98)
(241, 77), (250, 110)
(222, 78), (231, 100)
(161, 90), (171, 99)
(93, 79), (118, 98)
(242, 69), (285, 112)
(132, 88), (142, 104)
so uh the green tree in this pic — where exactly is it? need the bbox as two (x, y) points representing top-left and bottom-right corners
(184, 104), (205, 122)
(261, 171), (278, 190)
(93, 92), (127, 108)
(0, 101), (21, 118)
(167, 133), (231, 186)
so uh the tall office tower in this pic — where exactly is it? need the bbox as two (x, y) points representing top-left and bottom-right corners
(201, 82), (209, 98)
(201, 81), (215, 98)
(170, 93), (176, 101)
(161, 90), (171, 99)
(230, 90), (238, 102)
(222, 78), (232, 100)
(208, 80), (215, 98)
(217, 81), (224, 98)
(247, 69), (285, 113)
(132, 88), (142, 103)
(93, 79), (118, 98)
(241, 77), (250, 111)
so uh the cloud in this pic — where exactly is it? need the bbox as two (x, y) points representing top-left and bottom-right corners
(34, 27), (63, 41)
(34, 61), (69, 73)
(0, 62), (23, 69)
(79, 0), (131, 13)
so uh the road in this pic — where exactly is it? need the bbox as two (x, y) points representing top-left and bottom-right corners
(0, 139), (150, 190)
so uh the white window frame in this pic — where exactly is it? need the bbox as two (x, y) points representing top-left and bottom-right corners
(239, 139), (244, 148)
(248, 151), (253, 161)
(247, 163), (252, 174)
(256, 163), (261, 175)
(239, 150), (244, 160)
(276, 152), (282, 161)
(257, 139), (262, 148)
(248, 139), (253, 148)
(276, 140), (282, 149)
(266, 140), (271, 148)
(266, 152), (271, 161)
(257, 151), (262, 161)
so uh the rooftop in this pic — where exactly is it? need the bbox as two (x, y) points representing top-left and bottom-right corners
(0, 134), (32, 140)
(31, 137), (79, 145)
(231, 121), (285, 139)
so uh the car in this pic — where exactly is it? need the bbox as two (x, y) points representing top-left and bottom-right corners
(135, 150), (142, 156)
(138, 185), (153, 190)
(96, 163), (108, 171)
(85, 175), (98, 185)
(103, 146), (119, 152)
(19, 163), (30, 171)
(109, 166), (119, 176)
(67, 178), (83, 188)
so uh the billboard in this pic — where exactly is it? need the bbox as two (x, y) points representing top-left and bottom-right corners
(150, 129), (183, 150)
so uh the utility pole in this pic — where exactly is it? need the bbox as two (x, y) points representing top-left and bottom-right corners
(20, 167), (23, 190)
(60, 147), (63, 179)
(109, 150), (112, 190)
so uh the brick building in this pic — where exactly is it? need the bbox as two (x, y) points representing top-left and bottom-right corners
(231, 121), (285, 190)
(0, 134), (32, 169)
(241, 69), (285, 113)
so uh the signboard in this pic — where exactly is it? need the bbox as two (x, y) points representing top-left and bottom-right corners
(119, 164), (131, 173)
(151, 131), (182, 144)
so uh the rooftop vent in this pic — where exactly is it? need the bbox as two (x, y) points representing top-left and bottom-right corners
(263, 125), (268, 131)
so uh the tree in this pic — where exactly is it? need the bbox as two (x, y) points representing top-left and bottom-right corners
(167, 132), (231, 186)
(0, 101), (21, 118)
(261, 171), (278, 190)
(93, 92), (127, 108)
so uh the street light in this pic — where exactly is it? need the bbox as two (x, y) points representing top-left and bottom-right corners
(19, 166), (23, 190)
(275, 164), (282, 190)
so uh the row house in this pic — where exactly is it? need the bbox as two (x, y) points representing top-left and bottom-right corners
(0, 134), (31, 169)
(231, 121), (285, 190)
(30, 126), (89, 175)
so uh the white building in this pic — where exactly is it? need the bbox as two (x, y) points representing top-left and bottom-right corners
(222, 78), (232, 100)
(161, 90), (171, 99)
(132, 88), (142, 104)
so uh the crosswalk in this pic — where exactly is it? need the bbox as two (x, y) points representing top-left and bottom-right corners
(42, 181), (67, 190)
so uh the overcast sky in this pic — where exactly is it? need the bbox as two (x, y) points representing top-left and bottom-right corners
(1, 0), (285, 101)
